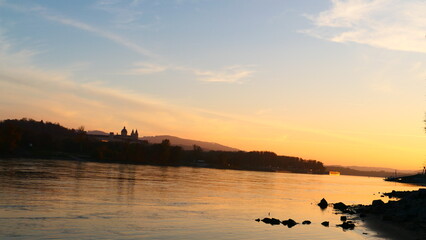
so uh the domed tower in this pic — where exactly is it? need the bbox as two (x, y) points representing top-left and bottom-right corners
(121, 126), (128, 136)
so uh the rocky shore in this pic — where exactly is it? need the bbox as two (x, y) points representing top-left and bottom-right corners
(255, 189), (426, 239)
(339, 189), (426, 239)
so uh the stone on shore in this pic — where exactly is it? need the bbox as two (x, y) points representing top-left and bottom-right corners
(333, 202), (348, 211)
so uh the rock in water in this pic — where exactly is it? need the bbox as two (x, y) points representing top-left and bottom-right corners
(270, 218), (281, 225)
(321, 221), (329, 227)
(337, 221), (355, 230)
(282, 219), (298, 228)
(302, 220), (311, 225)
(333, 202), (348, 211)
(318, 198), (328, 209)
(340, 216), (347, 221)
(261, 217), (281, 225)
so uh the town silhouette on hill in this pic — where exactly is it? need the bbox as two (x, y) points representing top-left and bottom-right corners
(0, 118), (326, 174)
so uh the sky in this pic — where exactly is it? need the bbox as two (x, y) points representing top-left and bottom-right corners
(0, 0), (424, 170)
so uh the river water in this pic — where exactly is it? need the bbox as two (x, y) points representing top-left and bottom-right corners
(0, 159), (420, 239)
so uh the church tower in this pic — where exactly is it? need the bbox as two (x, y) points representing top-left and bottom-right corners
(121, 126), (127, 136)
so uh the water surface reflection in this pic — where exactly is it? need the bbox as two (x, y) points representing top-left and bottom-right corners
(0, 159), (419, 239)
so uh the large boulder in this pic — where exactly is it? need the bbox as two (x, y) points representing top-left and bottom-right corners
(372, 199), (385, 207)
(371, 199), (385, 213)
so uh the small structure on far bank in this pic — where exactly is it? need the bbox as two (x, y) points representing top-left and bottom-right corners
(89, 126), (141, 143)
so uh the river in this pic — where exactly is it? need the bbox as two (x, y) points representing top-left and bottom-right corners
(0, 158), (420, 239)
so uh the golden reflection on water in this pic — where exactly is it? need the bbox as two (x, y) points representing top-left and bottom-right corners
(0, 159), (420, 239)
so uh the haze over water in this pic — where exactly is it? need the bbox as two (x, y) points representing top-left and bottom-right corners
(0, 159), (420, 239)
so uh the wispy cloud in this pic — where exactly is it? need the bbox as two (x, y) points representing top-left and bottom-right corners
(93, 0), (156, 29)
(2, 1), (256, 84)
(125, 62), (168, 75)
(304, 0), (426, 53)
(42, 13), (157, 58)
(125, 62), (255, 83)
(192, 65), (254, 83)
(1, 1), (157, 58)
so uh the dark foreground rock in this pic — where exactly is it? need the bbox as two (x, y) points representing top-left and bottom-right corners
(335, 189), (426, 238)
(333, 202), (348, 211)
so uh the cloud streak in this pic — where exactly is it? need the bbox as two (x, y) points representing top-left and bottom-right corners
(1, 1), (255, 84)
(191, 65), (254, 83)
(1, 1), (156, 58)
(305, 0), (426, 53)
(125, 62), (255, 83)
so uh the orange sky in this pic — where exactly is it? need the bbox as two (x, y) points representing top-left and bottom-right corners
(0, 0), (425, 170)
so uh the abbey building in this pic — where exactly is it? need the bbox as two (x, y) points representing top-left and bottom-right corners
(89, 126), (140, 143)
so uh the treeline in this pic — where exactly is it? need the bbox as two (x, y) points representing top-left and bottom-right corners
(0, 118), (326, 174)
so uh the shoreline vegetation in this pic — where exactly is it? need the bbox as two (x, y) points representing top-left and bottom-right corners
(0, 118), (325, 174)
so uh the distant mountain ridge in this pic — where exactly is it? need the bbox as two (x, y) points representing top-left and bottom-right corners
(141, 135), (240, 152)
(87, 130), (109, 136)
(325, 165), (419, 178)
(87, 131), (239, 152)
(345, 165), (418, 173)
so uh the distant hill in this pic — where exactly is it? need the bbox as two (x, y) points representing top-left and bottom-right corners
(87, 130), (109, 135)
(87, 131), (239, 152)
(141, 135), (240, 152)
(326, 165), (419, 178)
(345, 166), (418, 173)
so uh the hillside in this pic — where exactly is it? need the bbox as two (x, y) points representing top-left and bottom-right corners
(2, 119), (326, 174)
(87, 131), (240, 152)
(141, 135), (240, 152)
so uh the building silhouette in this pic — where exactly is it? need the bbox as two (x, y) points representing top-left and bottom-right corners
(119, 126), (138, 140)
(90, 126), (140, 142)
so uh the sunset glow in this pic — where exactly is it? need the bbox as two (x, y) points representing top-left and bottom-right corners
(0, 0), (424, 170)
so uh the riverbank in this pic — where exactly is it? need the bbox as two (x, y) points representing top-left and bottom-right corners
(337, 189), (426, 240)
(385, 174), (426, 185)
(362, 214), (422, 240)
